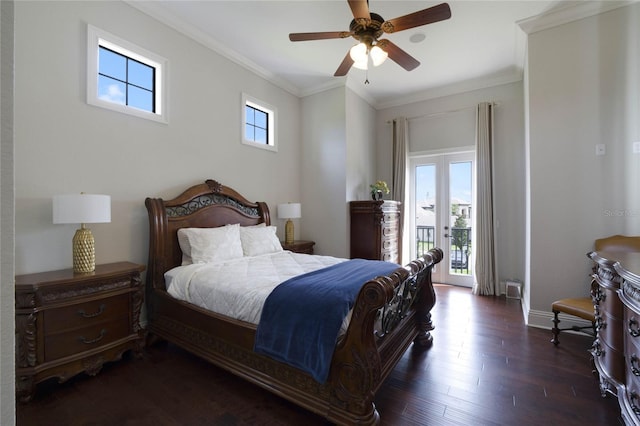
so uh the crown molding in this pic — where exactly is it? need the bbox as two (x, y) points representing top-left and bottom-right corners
(517, 0), (638, 34)
(124, 1), (302, 98)
(375, 69), (523, 111)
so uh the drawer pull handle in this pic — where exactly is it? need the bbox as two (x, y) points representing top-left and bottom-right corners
(630, 318), (640, 337)
(78, 304), (105, 318)
(78, 329), (106, 345)
(591, 339), (603, 357)
(631, 355), (640, 377)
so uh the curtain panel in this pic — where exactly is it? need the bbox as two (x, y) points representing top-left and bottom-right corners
(473, 102), (499, 295)
(392, 117), (408, 264)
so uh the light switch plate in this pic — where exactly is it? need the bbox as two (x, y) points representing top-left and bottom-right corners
(633, 141), (640, 154)
(596, 144), (606, 156)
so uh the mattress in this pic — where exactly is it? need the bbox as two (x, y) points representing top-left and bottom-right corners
(165, 251), (346, 325)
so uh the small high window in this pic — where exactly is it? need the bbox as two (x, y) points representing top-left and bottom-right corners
(242, 94), (276, 152)
(87, 25), (167, 123)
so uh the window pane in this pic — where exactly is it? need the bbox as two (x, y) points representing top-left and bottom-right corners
(128, 59), (154, 90)
(99, 47), (126, 81)
(449, 161), (472, 275)
(128, 85), (153, 112)
(245, 106), (255, 125)
(254, 128), (267, 144)
(98, 75), (126, 105)
(245, 124), (255, 141)
(254, 109), (267, 129)
(415, 164), (436, 257)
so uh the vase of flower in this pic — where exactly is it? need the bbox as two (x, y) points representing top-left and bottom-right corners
(369, 180), (390, 201)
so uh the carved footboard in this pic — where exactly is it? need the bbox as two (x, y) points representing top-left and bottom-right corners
(327, 248), (443, 425)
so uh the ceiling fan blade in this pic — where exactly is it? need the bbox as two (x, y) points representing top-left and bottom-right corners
(334, 52), (354, 76)
(348, 0), (370, 20)
(377, 39), (420, 71)
(382, 2), (451, 33)
(289, 31), (352, 42)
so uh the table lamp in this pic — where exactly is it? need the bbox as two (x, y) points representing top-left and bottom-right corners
(277, 203), (301, 245)
(53, 193), (111, 273)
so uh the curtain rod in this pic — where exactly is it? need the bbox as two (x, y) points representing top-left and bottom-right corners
(386, 101), (499, 124)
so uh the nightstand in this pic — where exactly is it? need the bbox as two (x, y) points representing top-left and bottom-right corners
(15, 261), (145, 402)
(281, 240), (315, 254)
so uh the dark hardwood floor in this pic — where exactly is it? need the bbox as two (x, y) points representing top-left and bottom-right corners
(17, 284), (624, 425)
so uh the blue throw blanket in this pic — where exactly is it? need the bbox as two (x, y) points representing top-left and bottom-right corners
(254, 259), (399, 383)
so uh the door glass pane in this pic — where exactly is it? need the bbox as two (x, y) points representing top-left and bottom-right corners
(415, 164), (436, 257)
(449, 161), (472, 275)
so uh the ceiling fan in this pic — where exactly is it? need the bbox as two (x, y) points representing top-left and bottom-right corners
(289, 0), (451, 77)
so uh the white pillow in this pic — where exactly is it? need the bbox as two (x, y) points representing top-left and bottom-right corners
(177, 224), (243, 264)
(177, 229), (194, 265)
(240, 225), (283, 257)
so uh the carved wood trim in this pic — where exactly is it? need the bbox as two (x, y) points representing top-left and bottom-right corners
(15, 314), (37, 368)
(40, 279), (131, 303)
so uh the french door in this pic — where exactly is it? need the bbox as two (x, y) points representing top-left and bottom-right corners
(409, 152), (474, 287)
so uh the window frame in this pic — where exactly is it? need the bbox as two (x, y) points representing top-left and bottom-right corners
(87, 25), (168, 124)
(241, 93), (277, 152)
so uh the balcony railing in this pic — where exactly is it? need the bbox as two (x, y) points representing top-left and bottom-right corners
(416, 226), (472, 273)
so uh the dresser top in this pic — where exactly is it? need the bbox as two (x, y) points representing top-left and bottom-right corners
(592, 251), (640, 285)
(16, 262), (145, 288)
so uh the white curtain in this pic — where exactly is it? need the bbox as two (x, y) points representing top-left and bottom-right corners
(473, 102), (499, 295)
(392, 117), (408, 264)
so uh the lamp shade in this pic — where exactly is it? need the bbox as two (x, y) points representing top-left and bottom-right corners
(350, 43), (368, 70)
(370, 45), (388, 67)
(277, 203), (301, 219)
(53, 194), (111, 224)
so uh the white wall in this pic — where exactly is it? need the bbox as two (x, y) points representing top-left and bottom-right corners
(299, 87), (378, 259)
(300, 86), (348, 257)
(376, 82), (527, 291)
(346, 87), (377, 203)
(14, 1), (303, 275)
(1, 1), (16, 424)
(526, 3), (640, 327)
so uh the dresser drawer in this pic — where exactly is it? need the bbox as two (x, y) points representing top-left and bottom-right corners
(382, 213), (397, 225)
(382, 226), (397, 238)
(381, 251), (398, 262)
(44, 317), (131, 361)
(598, 310), (624, 352)
(43, 293), (130, 334)
(594, 338), (626, 385)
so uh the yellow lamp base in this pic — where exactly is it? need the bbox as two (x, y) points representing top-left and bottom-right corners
(72, 225), (95, 273)
(285, 219), (294, 245)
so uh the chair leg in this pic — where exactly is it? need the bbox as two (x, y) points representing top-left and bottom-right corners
(551, 309), (560, 345)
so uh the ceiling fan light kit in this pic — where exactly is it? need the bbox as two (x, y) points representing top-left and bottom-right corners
(288, 0), (451, 78)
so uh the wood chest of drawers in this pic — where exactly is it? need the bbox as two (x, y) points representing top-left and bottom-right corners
(590, 251), (626, 396)
(613, 253), (640, 425)
(349, 200), (401, 263)
(15, 261), (145, 402)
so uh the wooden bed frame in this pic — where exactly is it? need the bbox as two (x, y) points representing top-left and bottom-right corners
(145, 179), (443, 425)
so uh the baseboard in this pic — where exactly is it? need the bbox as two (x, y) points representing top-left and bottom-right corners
(527, 308), (593, 331)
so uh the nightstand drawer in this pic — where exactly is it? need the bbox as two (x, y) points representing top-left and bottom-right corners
(44, 293), (130, 334)
(44, 317), (131, 361)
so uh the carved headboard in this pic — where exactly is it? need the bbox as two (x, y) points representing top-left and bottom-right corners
(144, 179), (270, 291)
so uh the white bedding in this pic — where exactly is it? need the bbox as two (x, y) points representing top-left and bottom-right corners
(165, 251), (346, 325)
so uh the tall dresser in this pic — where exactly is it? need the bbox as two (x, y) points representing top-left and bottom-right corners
(589, 251), (640, 425)
(590, 251), (626, 397)
(588, 235), (640, 401)
(349, 200), (401, 263)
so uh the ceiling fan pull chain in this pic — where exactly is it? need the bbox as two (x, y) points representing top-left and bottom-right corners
(365, 69), (370, 85)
